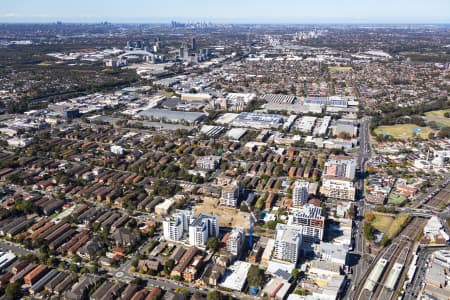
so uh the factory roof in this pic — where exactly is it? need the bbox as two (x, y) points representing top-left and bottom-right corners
(138, 108), (205, 123)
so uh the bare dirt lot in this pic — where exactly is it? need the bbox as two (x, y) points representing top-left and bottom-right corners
(194, 197), (250, 229)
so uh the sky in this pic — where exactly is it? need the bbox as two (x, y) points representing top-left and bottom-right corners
(1, 0), (450, 23)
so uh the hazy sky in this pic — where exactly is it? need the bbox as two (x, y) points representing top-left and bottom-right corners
(1, 0), (450, 23)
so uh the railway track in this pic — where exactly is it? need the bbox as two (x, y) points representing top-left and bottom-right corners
(426, 184), (450, 209)
(356, 218), (427, 300)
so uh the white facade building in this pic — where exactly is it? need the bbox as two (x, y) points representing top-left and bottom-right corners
(110, 145), (124, 155)
(292, 180), (309, 207)
(220, 184), (240, 207)
(162, 210), (192, 242)
(320, 177), (356, 201)
(273, 224), (302, 264)
(196, 156), (221, 170)
(323, 156), (356, 179)
(424, 216), (443, 235)
(288, 204), (325, 243)
(188, 214), (219, 247)
(226, 228), (245, 256)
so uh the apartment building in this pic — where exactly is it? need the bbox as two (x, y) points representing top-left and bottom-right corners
(188, 214), (219, 247)
(196, 156), (221, 170)
(273, 224), (302, 264)
(226, 228), (245, 256)
(323, 156), (356, 179)
(288, 204), (324, 243)
(292, 180), (309, 207)
(220, 184), (240, 207)
(162, 210), (192, 242)
(320, 176), (356, 201)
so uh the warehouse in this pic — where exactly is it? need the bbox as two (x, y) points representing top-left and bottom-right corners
(138, 108), (205, 124)
(232, 112), (284, 129)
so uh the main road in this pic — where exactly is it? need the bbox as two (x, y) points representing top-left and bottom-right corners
(344, 116), (372, 300)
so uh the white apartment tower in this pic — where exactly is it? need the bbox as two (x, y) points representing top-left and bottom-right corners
(220, 184), (240, 207)
(292, 180), (309, 207)
(288, 204), (324, 243)
(226, 228), (245, 256)
(273, 223), (302, 264)
(162, 210), (192, 242)
(188, 214), (219, 247)
(323, 156), (356, 179)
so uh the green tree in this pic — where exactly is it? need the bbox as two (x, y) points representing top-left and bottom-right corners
(206, 237), (220, 251)
(363, 223), (376, 240)
(247, 265), (265, 288)
(264, 220), (278, 230)
(164, 259), (175, 275)
(291, 268), (299, 281)
(207, 290), (224, 300)
(5, 282), (21, 298)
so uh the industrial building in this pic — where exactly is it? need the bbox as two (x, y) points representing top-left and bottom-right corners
(263, 94), (296, 104)
(232, 112), (284, 129)
(226, 128), (248, 141)
(296, 116), (317, 133)
(305, 96), (348, 107)
(138, 108), (205, 124)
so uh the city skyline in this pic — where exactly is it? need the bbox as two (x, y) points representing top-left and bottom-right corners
(1, 0), (450, 23)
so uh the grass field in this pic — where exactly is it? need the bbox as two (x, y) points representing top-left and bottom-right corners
(374, 124), (435, 139)
(388, 193), (407, 205)
(424, 109), (450, 127)
(371, 214), (394, 234)
(328, 66), (353, 72)
(370, 212), (411, 239)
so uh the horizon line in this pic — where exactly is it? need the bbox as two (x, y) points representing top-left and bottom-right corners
(1, 20), (450, 25)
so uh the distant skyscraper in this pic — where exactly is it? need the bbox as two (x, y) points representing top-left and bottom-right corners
(191, 37), (196, 50)
(179, 46), (185, 59)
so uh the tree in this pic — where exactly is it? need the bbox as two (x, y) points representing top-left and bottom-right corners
(5, 282), (21, 298)
(206, 237), (220, 251)
(438, 126), (450, 138)
(363, 223), (376, 240)
(348, 205), (355, 219)
(164, 259), (175, 275)
(69, 264), (79, 273)
(291, 268), (299, 281)
(207, 290), (224, 300)
(247, 265), (265, 288)
(264, 220), (278, 230)
(365, 211), (375, 222)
